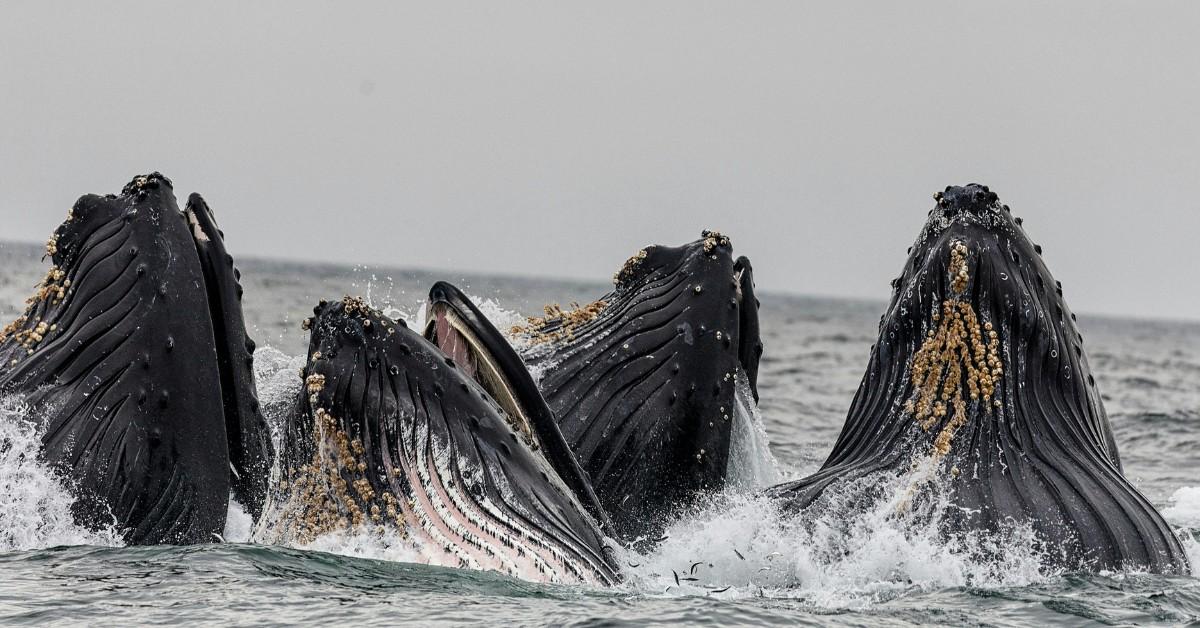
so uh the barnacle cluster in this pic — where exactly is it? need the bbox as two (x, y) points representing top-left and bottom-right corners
(0, 266), (71, 364)
(903, 240), (1003, 460)
(0, 316), (58, 363)
(30, 267), (69, 305)
(511, 300), (607, 346)
(612, 248), (647, 285)
(341, 295), (374, 318)
(701, 229), (730, 253)
(276, 402), (403, 543)
(949, 241), (969, 294)
(305, 373), (326, 405)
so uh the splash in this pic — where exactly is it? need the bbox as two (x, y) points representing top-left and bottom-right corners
(0, 395), (122, 550)
(253, 346), (307, 454)
(299, 525), (424, 565)
(224, 498), (254, 543)
(1164, 486), (1200, 569)
(625, 462), (1053, 608)
(469, 294), (529, 337)
(1164, 486), (1200, 528)
(725, 370), (782, 490)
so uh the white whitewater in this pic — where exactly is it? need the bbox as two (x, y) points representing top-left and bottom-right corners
(0, 395), (122, 550)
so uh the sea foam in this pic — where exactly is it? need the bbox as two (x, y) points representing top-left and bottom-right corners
(0, 395), (122, 550)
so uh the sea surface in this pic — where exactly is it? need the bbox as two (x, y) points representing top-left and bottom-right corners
(0, 240), (1197, 627)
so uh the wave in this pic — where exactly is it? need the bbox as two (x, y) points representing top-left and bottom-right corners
(0, 395), (122, 550)
(1164, 487), (1200, 568)
(623, 464), (1053, 609)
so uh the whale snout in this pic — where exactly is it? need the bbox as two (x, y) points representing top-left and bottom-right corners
(934, 184), (1000, 218)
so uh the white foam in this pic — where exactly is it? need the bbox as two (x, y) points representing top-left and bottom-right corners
(223, 497), (254, 543)
(468, 294), (528, 335)
(725, 370), (782, 490)
(1163, 486), (1200, 571)
(300, 525), (424, 565)
(252, 345), (307, 453)
(0, 395), (122, 550)
(1163, 486), (1200, 528)
(625, 464), (1052, 608)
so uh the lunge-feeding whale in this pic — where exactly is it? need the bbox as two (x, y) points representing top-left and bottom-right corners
(770, 185), (1189, 574)
(0, 173), (273, 543)
(513, 231), (763, 541)
(263, 297), (620, 584)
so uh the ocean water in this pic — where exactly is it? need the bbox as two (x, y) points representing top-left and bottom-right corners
(0, 240), (1197, 626)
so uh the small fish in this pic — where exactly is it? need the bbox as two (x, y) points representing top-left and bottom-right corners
(627, 561), (640, 568)
(680, 577), (699, 582)
(757, 566), (772, 572)
(709, 586), (731, 594)
(689, 561), (703, 574)
(673, 570), (680, 586)
(211, 532), (226, 543)
(733, 548), (745, 560)
(653, 535), (669, 543)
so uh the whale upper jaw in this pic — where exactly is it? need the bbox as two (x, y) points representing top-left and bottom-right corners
(771, 184), (1189, 575)
(512, 231), (763, 542)
(0, 173), (272, 543)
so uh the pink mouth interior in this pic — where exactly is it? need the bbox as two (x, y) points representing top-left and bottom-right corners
(433, 309), (479, 381)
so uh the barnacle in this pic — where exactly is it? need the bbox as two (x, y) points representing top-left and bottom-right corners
(511, 300), (607, 346)
(612, 248), (647, 285)
(906, 240), (1002, 461)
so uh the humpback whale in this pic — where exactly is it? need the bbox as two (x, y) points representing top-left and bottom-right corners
(0, 173), (273, 543)
(263, 297), (620, 585)
(512, 231), (763, 541)
(769, 185), (1189, 574)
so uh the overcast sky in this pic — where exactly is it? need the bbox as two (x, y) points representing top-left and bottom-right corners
(2, 2), (1198, 320)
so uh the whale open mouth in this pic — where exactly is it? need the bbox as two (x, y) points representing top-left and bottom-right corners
(424, 301), (538, 450)
(422, 281), (614, 533)
(267, 297), (619, 585)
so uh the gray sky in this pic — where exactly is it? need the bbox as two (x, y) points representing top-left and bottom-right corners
(2, 2), (1198, 320)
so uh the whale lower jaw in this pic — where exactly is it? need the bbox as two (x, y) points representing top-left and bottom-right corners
(265, 407), (610, 584)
